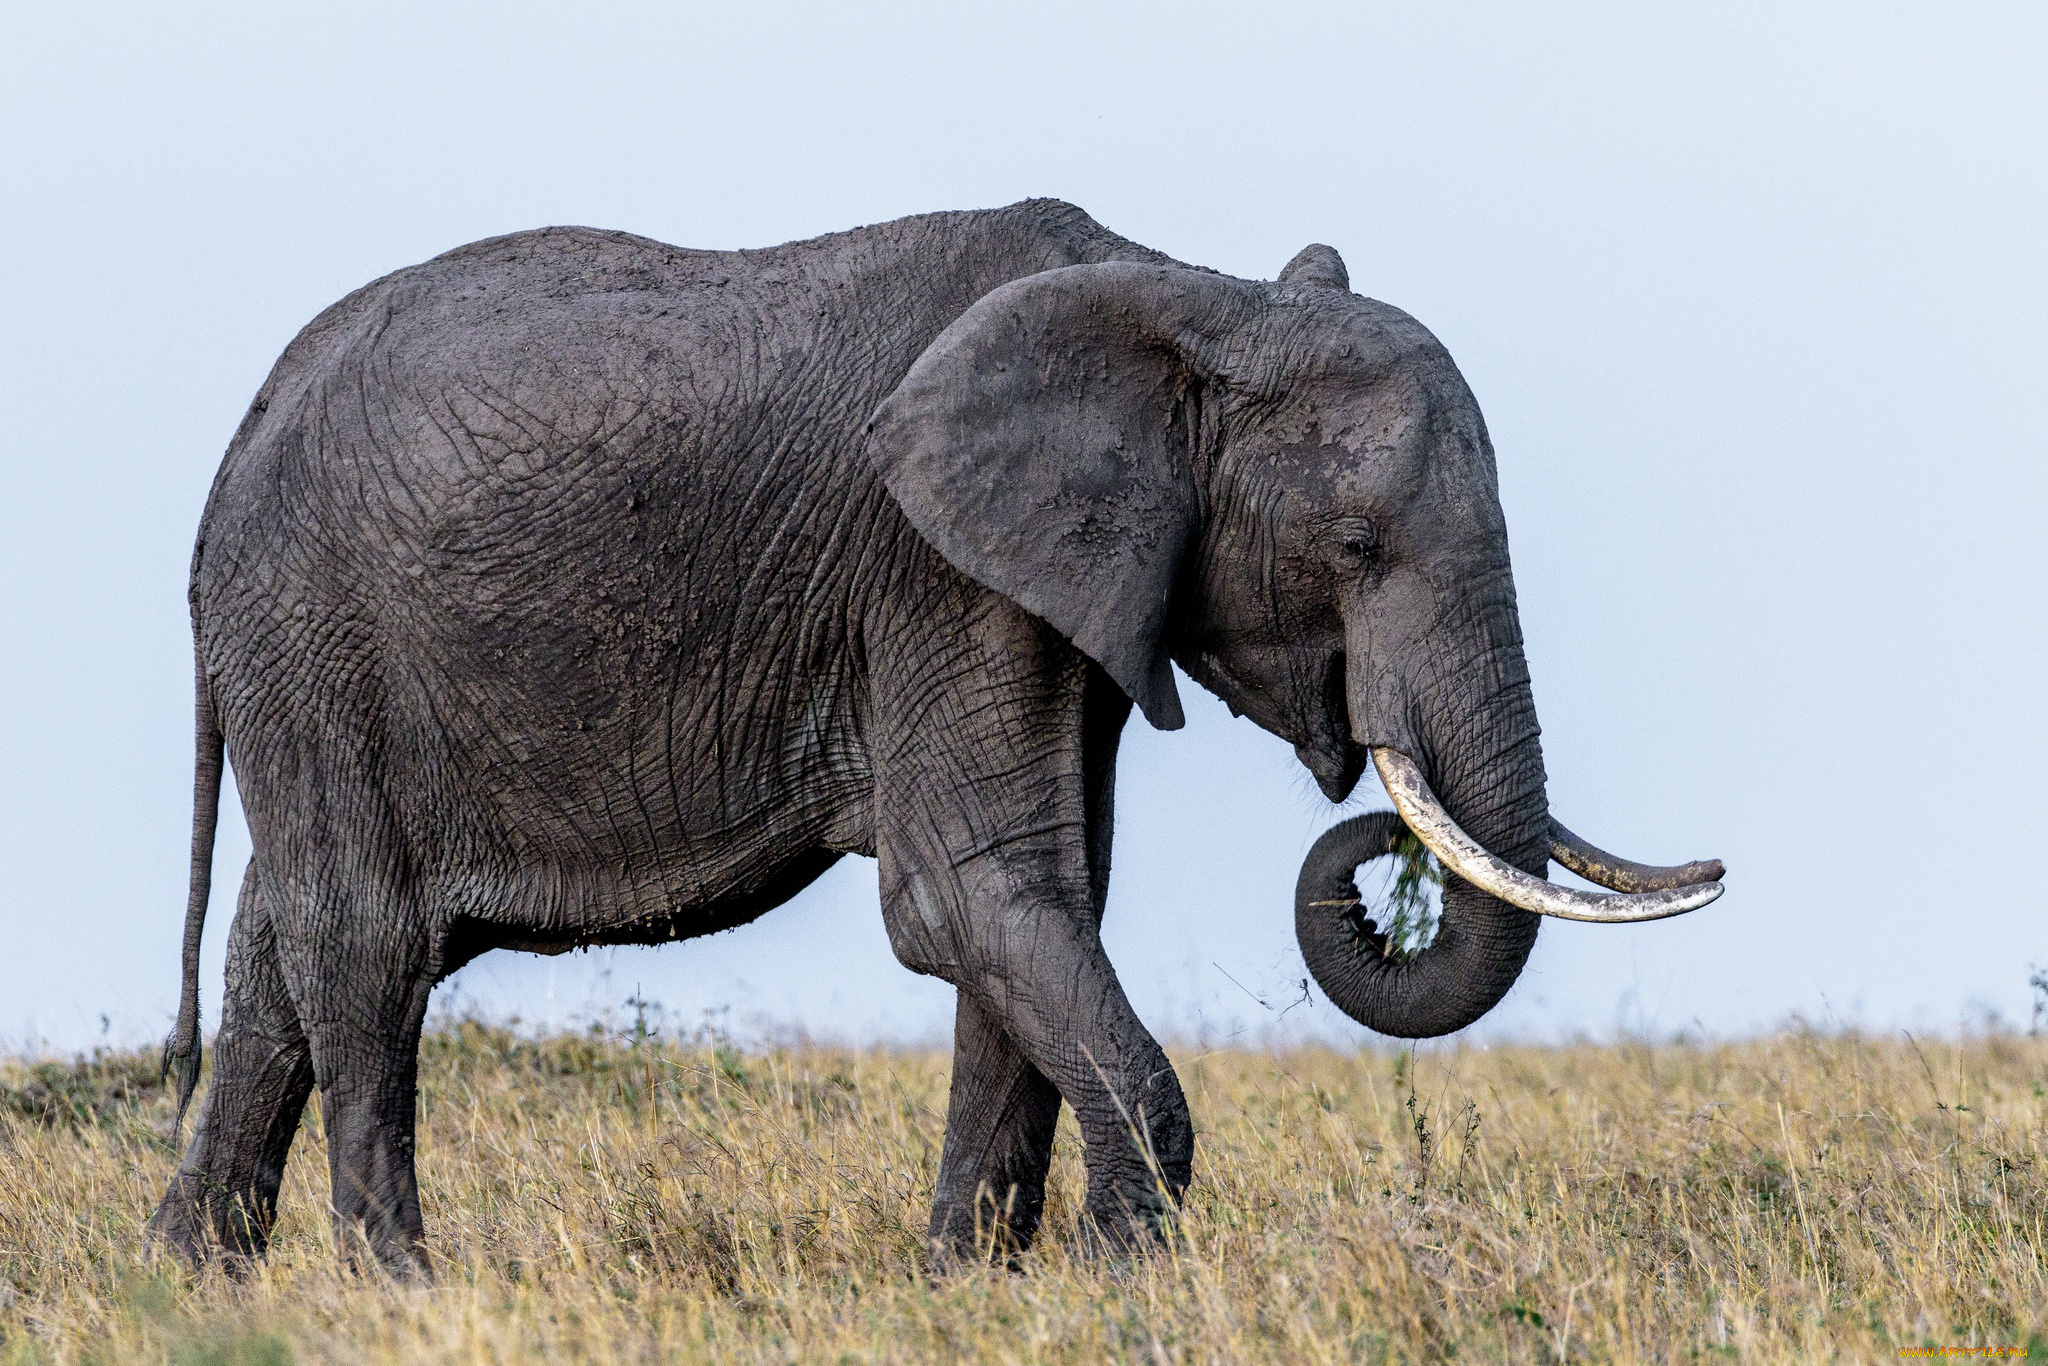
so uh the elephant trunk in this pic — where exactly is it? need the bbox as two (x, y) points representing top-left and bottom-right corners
(1297, 613), (1552, 1039)
(1295, 609), (1725, 1037)
(1295, 813), (1544, 1039)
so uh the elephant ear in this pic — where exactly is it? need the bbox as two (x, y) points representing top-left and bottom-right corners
(1278, 244), (1349, 291)
(869, 262), (1246, 731)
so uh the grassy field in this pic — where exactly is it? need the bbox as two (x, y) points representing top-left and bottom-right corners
(2, 1020), (2044, 1363)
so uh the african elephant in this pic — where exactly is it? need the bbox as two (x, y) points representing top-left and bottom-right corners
(150, 200), (1721, 1273)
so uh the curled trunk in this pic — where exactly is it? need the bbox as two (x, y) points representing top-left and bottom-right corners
(1301, 606), (1552, 1037)
(1295, 809), (1541, 1038)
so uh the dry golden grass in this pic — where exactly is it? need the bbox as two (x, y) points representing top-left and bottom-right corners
(2, 1020), (2045, 1363)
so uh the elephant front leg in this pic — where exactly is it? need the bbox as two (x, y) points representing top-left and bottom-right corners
(928, 993), (1063, 1265)
(884, 857), (1193, 1259)
(925, 666), (1132, 1266)
(873, 593), (1185, 1255)
(1017, 954), (1194, 1256)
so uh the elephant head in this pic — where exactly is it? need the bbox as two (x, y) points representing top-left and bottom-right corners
(869, 247), (1722, 1038)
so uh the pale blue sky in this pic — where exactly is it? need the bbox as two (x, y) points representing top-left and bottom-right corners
(3, 2), (2043, 1051)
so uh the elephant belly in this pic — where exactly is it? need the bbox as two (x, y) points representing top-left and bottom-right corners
(378, 628), (876, 948)
(476, 844), (850, 959)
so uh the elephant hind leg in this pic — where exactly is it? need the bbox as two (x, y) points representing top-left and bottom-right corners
(291, 910), (437, 1277)
(150, 862), (315, 1268)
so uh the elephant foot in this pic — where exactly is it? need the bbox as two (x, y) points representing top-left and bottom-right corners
(1074, 1187), (1179, 1264)
(926, 1184), (1040, 1274)
(334, 1223), (433, 1282)
(147, 1172), (271, 1274)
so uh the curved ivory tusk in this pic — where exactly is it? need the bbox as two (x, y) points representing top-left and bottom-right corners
(1547, 819), (1724, 893)
(1371, 749), (1723, 924)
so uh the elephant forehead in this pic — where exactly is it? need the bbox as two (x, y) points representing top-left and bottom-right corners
(1250, 419), (1431, 511)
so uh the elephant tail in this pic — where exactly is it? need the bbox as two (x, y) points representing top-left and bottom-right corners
(162, 653), (223, 1139)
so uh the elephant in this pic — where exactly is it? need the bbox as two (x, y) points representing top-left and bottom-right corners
(149, 199), (1722, 1273)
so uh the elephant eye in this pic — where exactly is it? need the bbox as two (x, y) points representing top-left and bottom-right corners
(1336, 527), (1379, 569)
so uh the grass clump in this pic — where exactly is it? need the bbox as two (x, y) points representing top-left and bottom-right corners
(1, 1023), (2045, 1362)
(1, 1050), (168, 1131)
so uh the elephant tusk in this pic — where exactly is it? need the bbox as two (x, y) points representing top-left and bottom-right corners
(1547, 818), (1724, 893)
(1370, 749), (1723, 924)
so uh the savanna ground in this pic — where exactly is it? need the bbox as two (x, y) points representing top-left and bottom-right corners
(3, 1013), (2045, 1363)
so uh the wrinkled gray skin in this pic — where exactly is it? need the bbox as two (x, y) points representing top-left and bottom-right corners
(151, 201), (1548, 1273)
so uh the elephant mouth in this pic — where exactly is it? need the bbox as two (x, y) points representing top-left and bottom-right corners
(1295, 649), (1366, 802)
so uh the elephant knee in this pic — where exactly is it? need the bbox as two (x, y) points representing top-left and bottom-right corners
(878, 870), (968, 981)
